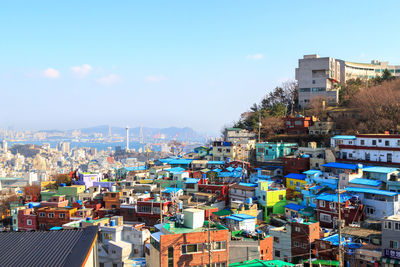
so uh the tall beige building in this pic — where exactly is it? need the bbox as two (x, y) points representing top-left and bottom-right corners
(296, 54), (400, 108)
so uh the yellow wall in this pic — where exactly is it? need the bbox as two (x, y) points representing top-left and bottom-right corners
(286, 178), (306, 191)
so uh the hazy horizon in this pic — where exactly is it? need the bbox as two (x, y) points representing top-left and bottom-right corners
(2, 1), (400, 133)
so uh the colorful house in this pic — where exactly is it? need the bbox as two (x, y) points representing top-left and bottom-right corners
(256, 142), (297, 162)
(285, 173), (307, 192)
(255, 181), (287, 222)
(57, 185), (86, 204)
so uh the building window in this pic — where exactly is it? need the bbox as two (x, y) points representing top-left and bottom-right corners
(48, 213), (55, 218)
(384, 221), (392, 230)
(27, 219), (32, 226)
(395, 222), (400, 231)
(385, 140), (390, 146)
(274, 237), (279, 243)
(59, 213), (66, 219)
(168, 247), (173, 267)
(365, 152), (370, 161)
(39, 212), (46, 218)
(372, 140), (377, 146)
(181, 244), (203, 254)
(387, 153), (393, 163)
(295, 226), (301, 232)
(290, 181), (294, 186)
(320, 243), (326, 249)
(279, 195), (283, 200)
(320, 213), (331, 223)
(275, 250), (280, 257)
(213, 241), (227, 250)
(390, 240), (399, 249)
(40, 223), (46, 228)
(319, 200), (325, 208)
(366, 207), (375, 215)
(103, 233), (113, 240)
(361, 140), (365, 145)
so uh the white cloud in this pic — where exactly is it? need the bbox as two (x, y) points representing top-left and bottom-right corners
(246, 53), (264, 60)
(70, 64), (92, 77)
(43, 68), (60, 79)
(145, 75), (167, 83)
(96, 74), (119, 85)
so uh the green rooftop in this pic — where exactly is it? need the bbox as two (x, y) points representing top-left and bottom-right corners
(230, 259), (295, 267)
(303, 260), (339, 266)
(212, 210), (231, 216)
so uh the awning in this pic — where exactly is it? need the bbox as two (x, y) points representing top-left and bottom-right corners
(381, 257), (400, 264)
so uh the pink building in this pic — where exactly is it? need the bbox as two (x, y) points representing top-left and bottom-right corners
(41, 195), (69, 208)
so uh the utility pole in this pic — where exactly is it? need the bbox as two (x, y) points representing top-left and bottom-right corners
(208, 212), (212, 266)
(160, 183), (163, 224)
(337, 183), (343, 267)
(258, 113), (262, 142)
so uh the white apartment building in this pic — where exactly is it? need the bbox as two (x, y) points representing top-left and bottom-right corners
(296, 55), (400, 108)
(331, 134), (400, 165)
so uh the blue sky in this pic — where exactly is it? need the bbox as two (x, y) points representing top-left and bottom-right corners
(1, 1), (400, 134)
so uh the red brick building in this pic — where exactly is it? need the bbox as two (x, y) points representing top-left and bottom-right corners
(24, 185), (41, 202)
(198, 184), (229, 203)
(37, 207), (77, 230)
(146, 209), (229, 267)
(283, 116), (313, 135)
(291, 220), (320, 263)
(119, 199), (172, 225)
(18, 208), (38, 231)
(283, 156), (310, 175)
(316, 193), (364, 228)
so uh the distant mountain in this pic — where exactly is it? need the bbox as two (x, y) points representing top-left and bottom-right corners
(77, 125), (206, 142)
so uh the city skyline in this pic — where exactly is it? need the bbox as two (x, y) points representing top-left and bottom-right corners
(2, 1), (400, 133)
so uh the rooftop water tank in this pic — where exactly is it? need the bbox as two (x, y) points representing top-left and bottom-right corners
(28, 203), (33, 209)
(183, 208), (205, 229)
(110, 220), (116, 226)
(60, 183), (66, 187)
(246, 198), (252, 205)
(111, 186), (116, 192)
(86, 217), (91, 221)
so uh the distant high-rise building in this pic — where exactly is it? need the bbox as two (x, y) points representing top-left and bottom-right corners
(126, 126), (130, 152)
(139, 125), (144, 144)
(58, 142), (70, 154)
(2, 140), (7, 152)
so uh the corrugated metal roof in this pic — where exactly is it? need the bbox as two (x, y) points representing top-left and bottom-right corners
(0, 226), (98, 267)
(303, 170), (322, 175)
(322, 162), (360, 170)
(349, 178), (382, 187)
(285, 203), (306, 211)
(345, 187), (399, 197)
(184, 178), (200, 184)
(363, 166), (399, 174)
(331, 135), (356, 140)
(316, 193), (352, 203)
(207, 161), (225, 165)
(285, 173), (306, 180)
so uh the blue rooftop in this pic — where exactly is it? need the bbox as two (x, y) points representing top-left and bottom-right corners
(168, 159), (193, 165)
(165, 167), (186, 173)
(363, 166), (399, 174)
(285, 203), (306, 211)
(322, 234), (363, 249)
(303, 170), (323, 175)
(344, 187), (399, 197)
(226, 214), (256, 221)
(212, 168), (222, 173)
(285, 173), (306, 180)
(226, 167), (234, 172)
(207, 161), (225, 165)
(238, 182), (258, 187)
(332, 135), (356, 140)
(316, 193), (352, 203)
(322, 162), (361, 170)
(184, 178), (200, 184)
(123, 166), (146, 171)
(163, 187), (183, 194)
(349, 178), (382, 187)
